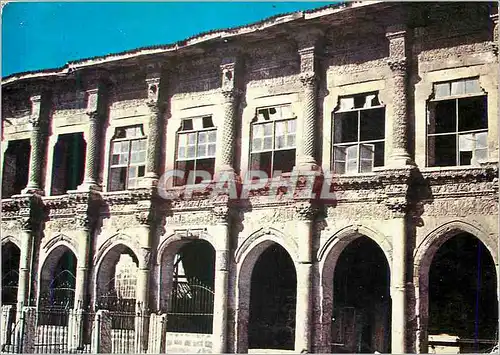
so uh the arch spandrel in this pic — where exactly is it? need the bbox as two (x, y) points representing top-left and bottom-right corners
(93, 232), (141, 267)
(156, 230), (216, 265)
(1, 235), (21, 248)
(234, 226), (298, 265)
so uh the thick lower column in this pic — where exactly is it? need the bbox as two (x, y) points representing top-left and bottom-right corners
(17, 226), (34, 311)
(74, 222), (91, 309)
(212, 207), (230, 353)
(294, 203), (316, 352)
(391, 215), (407, 353)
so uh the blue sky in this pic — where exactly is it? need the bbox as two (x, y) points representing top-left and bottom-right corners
(2, 2), (335, 77)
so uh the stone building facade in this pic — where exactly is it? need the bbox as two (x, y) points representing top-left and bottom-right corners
(1, 2), (499, 354)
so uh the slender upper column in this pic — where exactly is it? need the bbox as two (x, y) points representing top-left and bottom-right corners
(143, 68), (167, 186)
(23, 92), (50, 194)
(296, 30), (323, 171)
(386, 26), (414, 166)
(80, 80), (108, 190)
(215, 56), (243, 176)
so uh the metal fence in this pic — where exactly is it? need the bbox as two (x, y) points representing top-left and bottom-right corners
(167, 277), (214, 334)
(0, 310), (22, 354)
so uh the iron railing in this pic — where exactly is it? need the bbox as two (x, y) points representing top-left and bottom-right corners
(167, 278), (214, 334)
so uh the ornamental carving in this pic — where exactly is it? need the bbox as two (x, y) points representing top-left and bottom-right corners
(387, 58), (407, 75)
(422, 197), (498, 217)
(135, 210), (154, 225)
(326, 203), (392, 221)
(146, 77), (161, 106)
(385, 197), (408, 216)
(299, 72), (317, 87)
(240, 207), (296, 225)
(74, 215), (92, 229)
(165, 211), (214, 226)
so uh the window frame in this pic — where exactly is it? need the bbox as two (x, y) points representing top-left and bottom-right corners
(249, 104), (297, 178)
(108, 125), (147, 191)
(174, 115), (217, 186)
(426, 77), (488, 167)
(331, 92), (386, 174)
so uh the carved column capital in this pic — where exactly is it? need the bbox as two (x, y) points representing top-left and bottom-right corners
(74, 214), (92, 230)
(299, 72), (318, 87)
(145, 76), (161, 107)
(385, 197), (408, 218)
(294, 202), (318, 221)
(212, 205), (230, 224)
(138, 247), (151, 268)
(135, 210), (154, 225)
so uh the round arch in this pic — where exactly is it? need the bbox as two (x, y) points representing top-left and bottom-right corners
(235, 230), (298, 353)
(155, 232), (216, 314)
(317, 225), (393, 353)
(413, 220), (499, 353)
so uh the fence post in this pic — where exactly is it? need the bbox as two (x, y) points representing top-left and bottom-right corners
(16, 306), (36, 353)
(68, 308), (84, 352)
(135, 310), (149, 353)
(147, 313), (167, 354)
(0, 305), (13, 348)
(92, 310), (111, 353)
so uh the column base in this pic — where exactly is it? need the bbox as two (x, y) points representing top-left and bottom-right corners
(21, 186), (44, 195)
(76, 182), (102, 192)
(139, 174), (159, 188)
(388, 152), (415, 167)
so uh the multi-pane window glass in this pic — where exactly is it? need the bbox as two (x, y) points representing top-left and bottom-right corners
(332, 93), (385, 174)
(175, 116), (216, 186)
(427, 78), (488, 167)
(250, 105), (296, 177)
(109, 125), (146, 191)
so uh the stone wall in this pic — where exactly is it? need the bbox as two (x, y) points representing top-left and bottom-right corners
(166, 332), (213, 354)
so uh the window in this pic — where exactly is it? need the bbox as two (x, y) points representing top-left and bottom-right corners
(332, 93), (385, 174)
(108, 125), (146, 191)
(175, 116), (216, 186)
(250, 105), (296, 177)
(1, 139), (30, 197)
(51, 133), (86, 195)
(427, 78), (488, 167)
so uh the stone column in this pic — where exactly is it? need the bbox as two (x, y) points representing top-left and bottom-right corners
(17, 220), (34, 312)
(491, 13), (498, 57)
(215, 57), (242, 176)
(147, 313), (167, 354)
(386, 26), (413, 166)
(293, 202), (316, 353)
(92, 310), (112, 353)
(211, 205), (231, 353)
(386, 198), (407, 354)
(73, 215), (91, 309)
(80, 88), (105, 190)
(296, 31), (323, 171)
(16, 306), (36, 354)
(24, 94), (49, 194)
(143, 75), (164, 186)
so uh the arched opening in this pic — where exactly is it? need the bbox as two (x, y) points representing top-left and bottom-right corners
(95, 244), (139, 353)
(39, 247), (77, 310)
(96, 245), (139, 313)
(428, 232), (497, 353)
(1, 242), (20, 305)
(331, 236), (391, 353)
(248, 243), (297, 351)
(165, 239), (215, 335)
